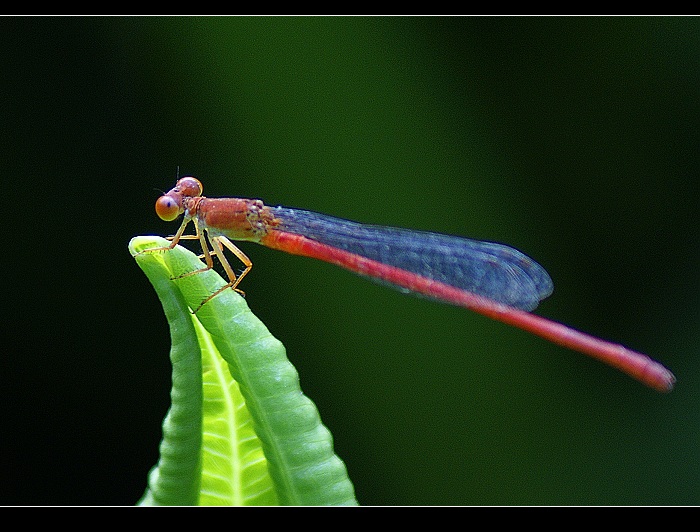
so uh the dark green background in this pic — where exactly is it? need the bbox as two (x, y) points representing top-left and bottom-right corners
(2, 17), (697, 505)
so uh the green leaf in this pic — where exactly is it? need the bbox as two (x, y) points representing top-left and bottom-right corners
(129, 236), (357, 506)
(195, 315), (277, 505)
(130, 240), (203, 506)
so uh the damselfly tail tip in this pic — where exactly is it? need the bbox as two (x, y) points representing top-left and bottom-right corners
(646, 365), (676, 393)
(659, 370), (676, 393)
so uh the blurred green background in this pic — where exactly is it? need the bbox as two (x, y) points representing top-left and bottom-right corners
(2, 16), (698, 505)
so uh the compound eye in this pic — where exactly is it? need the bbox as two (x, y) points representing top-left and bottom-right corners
(176, 177), (203, 197)
(155, 195), (181, 221)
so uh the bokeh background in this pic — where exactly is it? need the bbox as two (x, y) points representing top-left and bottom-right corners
(2, 16), (698, 505)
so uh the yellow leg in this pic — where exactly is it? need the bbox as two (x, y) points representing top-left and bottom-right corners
(137, 218), (253, 312)
(191, 234), (253, 312)
(135, 217), (193, 255)
(169, 219), (217, 280)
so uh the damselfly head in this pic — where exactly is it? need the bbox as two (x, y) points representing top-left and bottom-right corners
(155, 195), (181, 221)
(155, 176), (204, 221)
(174, 176), (203, 198)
